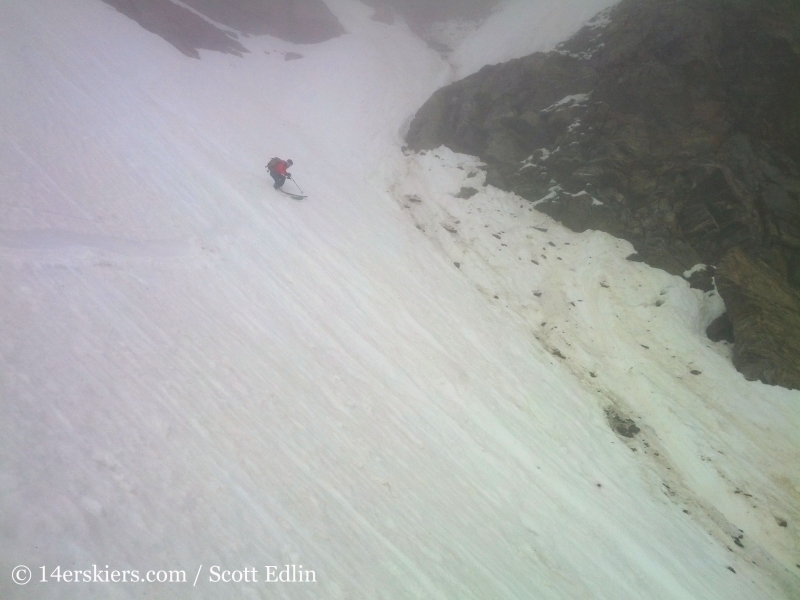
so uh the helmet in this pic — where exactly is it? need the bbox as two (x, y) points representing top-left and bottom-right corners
(286, 159), (293, 166)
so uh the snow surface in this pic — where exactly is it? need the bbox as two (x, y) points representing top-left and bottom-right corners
(1, 0), (798, 599)
(542, 94), (592, 113)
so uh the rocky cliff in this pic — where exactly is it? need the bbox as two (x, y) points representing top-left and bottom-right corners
(101, 0), (344, 57)
(406, 0), (800, 389)
(717, 248), (800, 388)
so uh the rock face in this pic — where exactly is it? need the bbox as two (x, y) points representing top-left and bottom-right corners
(716, 248), (800, 389)
(406, 0), (800, 389)
(101, 0), (344, 58)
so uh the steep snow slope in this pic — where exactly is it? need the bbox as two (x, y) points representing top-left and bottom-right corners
(390, 148), (800, 589)
(1, 2), (797, 600)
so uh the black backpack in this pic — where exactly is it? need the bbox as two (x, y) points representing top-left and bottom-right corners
(266, 157), (282, 171)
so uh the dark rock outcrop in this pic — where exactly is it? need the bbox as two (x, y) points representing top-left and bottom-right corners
(406, 0), (800, 389)
(101, 0), (248, 58)
(101, 0), (344, 58)
(716, 248), (800, 389)
(685, 265), (716, 293)
(706, 312), (734, 344)
(180, 0), (344, 43)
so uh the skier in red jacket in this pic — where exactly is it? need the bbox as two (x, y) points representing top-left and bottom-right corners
(267, 158), (293, 189)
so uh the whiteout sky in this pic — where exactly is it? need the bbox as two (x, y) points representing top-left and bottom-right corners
(1, 1), (798, 599)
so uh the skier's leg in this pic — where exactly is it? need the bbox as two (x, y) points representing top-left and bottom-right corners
(272, 174), (286, 189)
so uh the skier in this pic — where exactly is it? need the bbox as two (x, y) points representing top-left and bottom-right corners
(266, 157), (293, 189)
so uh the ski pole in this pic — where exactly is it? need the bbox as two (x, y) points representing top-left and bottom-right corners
(290, 177), (304, 194)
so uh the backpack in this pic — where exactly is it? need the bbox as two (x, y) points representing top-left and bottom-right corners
(267, 157), (282, 171)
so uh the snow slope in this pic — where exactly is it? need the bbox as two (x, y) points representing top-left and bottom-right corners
(1, 1), (798, 599)
(391, 147), (800, 591)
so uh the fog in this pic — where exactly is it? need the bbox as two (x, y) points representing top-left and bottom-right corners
(362, 0), (501, 26)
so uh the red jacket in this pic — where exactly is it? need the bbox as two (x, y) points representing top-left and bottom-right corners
(273, 161), (290, 176)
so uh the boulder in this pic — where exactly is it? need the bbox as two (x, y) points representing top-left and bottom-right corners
(706, 313), (734, 344)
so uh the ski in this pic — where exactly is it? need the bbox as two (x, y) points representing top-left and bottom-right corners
(277, 188), (307, 200)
